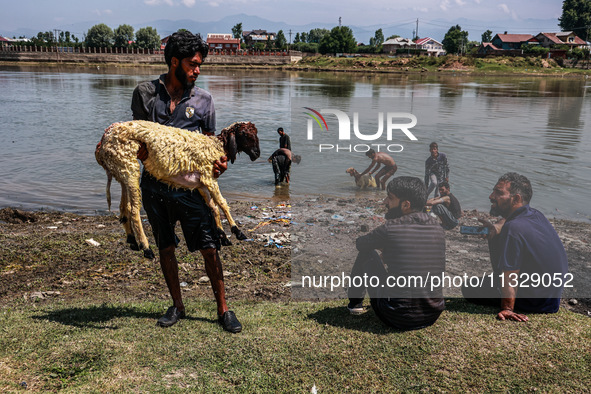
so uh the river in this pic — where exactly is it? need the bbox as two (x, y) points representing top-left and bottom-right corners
(0, 64), (589, 221)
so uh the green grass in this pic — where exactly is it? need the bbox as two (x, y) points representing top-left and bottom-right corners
(295, 55), (591, 76)
(1, 299), (590, 392)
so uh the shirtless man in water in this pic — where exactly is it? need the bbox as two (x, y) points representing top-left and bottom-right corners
(360, 149), (397, 190)
(268, 148), (301, 185)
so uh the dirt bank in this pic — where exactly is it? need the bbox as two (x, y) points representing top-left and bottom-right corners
(0, 198), (589, 317)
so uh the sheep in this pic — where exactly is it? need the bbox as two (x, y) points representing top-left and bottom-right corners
(345, 167), (377, 189)
(95, 120), (260, 259)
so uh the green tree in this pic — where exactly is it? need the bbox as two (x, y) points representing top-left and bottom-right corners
(521, 43), (550, 57)
(275, 30), (287, 49)
(300, 32), (308, 43)
(481, 29), (493, 43)
(559, 0), (591, 41)
(569, 46), (590, 59)
(86, 24), (114, 48)
(232, 23), (243, 41)
(135, 27), (160, 49)
(442, 25), (469, 55)
(292, 41), (319, 53)
(386, 34), (400, 40)
(36, 31), (54, 44)
(64, 31), (71, 43)
(114, 24), (134, 48)
(294, 32), (301, 43)
(373, 28), (384, 46)
(308, 28), (330, 43)
(319, 26), (357, 54)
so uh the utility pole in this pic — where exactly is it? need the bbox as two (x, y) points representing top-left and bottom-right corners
(416, 18), (419, 40)
(339, 17), (342, 27)
(53, 29), (62, 62)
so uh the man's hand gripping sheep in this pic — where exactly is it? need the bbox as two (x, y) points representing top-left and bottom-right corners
(95, 120), (260, 259)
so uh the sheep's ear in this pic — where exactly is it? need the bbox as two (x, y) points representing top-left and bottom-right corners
(227, 132), (238, 164)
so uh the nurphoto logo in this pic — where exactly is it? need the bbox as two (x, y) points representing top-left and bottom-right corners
(303, 107), (418, 153)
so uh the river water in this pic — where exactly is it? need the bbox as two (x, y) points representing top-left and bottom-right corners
(0, 64), (589, 221)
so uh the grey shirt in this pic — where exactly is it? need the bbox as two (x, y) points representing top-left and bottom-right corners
(131, 74), (216, 133)
(357, 212), (446, 328)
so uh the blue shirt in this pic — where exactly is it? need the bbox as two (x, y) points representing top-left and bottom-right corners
(131, 74), (216, 133)
(492, 205), (569, 313)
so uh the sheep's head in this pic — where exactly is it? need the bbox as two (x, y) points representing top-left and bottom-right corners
(219, 122), (260, 164)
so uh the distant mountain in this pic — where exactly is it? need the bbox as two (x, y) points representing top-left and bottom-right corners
(1, 14), (560, 45)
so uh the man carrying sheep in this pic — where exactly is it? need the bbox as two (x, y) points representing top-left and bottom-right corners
(131, 30), (241, 333)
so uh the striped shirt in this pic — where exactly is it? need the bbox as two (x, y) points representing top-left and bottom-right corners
(357, 212), (446, 329)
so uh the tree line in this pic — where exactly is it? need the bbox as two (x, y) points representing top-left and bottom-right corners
(10, 1), (589, 55)
(23, 24), (162, 49)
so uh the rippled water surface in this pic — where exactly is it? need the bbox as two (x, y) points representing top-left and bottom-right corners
(0, 64), (589, 221)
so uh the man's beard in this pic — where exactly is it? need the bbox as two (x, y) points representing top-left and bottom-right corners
(489, 200), (507, 217)
(385, 203), (404, 220)
(175, 66), (195, 90)
(489, 205), (500, 217)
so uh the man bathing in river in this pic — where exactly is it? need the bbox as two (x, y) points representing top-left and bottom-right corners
(360, 149), (397, 190)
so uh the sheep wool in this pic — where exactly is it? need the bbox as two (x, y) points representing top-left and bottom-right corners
(96, 120), (259, 258)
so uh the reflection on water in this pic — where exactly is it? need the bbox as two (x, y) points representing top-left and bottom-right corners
(545, 96), (584, 160)
(0, 65), (589, 221)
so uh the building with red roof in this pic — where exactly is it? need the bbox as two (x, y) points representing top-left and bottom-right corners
(206, 34), (240, 51)
(414, 37), (445, 56)
(535, 32), (586, 48)
(491, 33), (537, 50)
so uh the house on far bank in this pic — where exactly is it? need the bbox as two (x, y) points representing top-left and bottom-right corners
(477, 42), (503, 56)
(206, 34), (240, 51)
(535, 32), (586, 49)
(1, 36), (29, 46)
(242, 30), (276, 47)
(491, 33), (536, 50)
(382, 37), (413, 53)
(414, 37), (445, 56)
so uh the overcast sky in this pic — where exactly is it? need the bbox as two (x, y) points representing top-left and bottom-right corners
(1, 0), (563, 36)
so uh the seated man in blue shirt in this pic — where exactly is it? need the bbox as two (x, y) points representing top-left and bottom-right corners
(462, 172), (569, 322)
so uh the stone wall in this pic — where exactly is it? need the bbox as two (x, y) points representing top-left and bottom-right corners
(0, 51), (302, 65)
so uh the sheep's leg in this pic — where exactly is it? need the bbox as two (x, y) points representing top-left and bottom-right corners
(119, 185), (139, 250)
(127, 182), (155, 259)
(207, 182), (248, 242)
(197, 186), (232, 246)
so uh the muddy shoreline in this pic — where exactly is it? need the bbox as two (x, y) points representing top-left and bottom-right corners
(0, 197), (589, 317)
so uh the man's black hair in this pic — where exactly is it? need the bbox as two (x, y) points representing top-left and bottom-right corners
(277, 127), (284, 132)
(498, 172), (532, 204)
(386, 176), (427, 212)
(164, 31), (209, 67)
(429, 142), (438, 149)
(365, 148), (376, 158)
(438, 180), (450, 189)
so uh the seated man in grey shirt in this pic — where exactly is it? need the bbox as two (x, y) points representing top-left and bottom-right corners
(348, 176), (446, 330)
